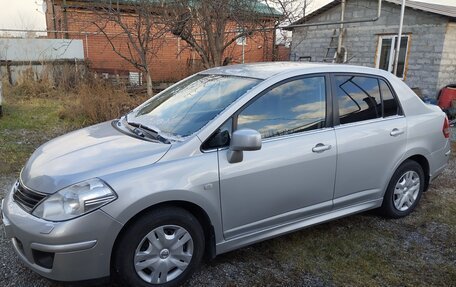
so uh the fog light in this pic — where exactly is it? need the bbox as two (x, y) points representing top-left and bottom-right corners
(32, 249), (55, 269)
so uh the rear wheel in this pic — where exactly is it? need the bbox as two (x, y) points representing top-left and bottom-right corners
(114, 207), (205, 287)
(380, 160), (425, 218)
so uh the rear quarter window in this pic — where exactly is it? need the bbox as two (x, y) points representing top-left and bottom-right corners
(380, 79), (401, 117)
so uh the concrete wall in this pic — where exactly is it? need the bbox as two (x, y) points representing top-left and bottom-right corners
(437, 22), (456, 92)
(290, 0), (454, 98)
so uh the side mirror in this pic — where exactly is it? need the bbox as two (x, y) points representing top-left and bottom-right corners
(227, 129), (262, 163)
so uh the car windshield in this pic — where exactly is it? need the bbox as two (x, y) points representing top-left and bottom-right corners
(126, 74), (261, 140)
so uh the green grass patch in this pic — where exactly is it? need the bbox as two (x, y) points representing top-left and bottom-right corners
(264, 210), (455, 286)
(0, 96), (84, 175)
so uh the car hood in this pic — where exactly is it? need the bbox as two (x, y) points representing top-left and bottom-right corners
(21, 121), (171, 193)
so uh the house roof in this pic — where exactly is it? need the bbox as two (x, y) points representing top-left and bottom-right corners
(69, 0), (282, 18)
(291, 0), (456, 26)
(386, 0), (456, 18)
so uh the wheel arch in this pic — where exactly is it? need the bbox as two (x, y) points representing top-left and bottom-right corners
(405, 154), (430, 191)
(388, 153), (430, 195)
(110, 200), (217, 273)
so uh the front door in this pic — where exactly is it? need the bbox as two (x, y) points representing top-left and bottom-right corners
(217, 75), (337, 239)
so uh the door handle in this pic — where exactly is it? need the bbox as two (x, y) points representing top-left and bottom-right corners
(390, 128), (404, 137)
(312, 143), (332, 153)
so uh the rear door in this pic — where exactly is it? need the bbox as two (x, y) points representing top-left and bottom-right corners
(331, 74), (407, 209)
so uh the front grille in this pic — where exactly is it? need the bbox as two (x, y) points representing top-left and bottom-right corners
(13, 181), (47, 212)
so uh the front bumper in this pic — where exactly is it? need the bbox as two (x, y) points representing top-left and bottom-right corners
(1, 187), (123, 282)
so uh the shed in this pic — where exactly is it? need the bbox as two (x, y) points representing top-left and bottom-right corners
(289, 0), (456, 98)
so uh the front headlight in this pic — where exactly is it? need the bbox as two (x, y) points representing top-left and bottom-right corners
(32, 178), (117, 221)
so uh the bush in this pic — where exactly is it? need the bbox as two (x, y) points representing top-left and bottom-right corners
(6, 62), (92, 98)
(4, 68), (149, 126)
(6, 69), (57, 99)
(59, 81), (148, 125)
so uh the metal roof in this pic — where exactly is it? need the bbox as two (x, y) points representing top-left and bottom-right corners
(292, 0), (456, 26)
(386, 0), (456, 18)
(72, 0), (282, 17)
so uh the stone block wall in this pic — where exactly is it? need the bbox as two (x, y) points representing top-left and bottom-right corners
(290, 0), (454, 98)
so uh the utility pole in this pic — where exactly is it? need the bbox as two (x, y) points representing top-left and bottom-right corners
(337, 0), (346, 63)
(303, 0), (307, 17)
(393, 0), (406, 76)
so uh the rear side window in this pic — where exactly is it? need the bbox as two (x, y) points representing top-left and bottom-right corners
(380, 80), (400, 117)
(335, 75), (401, 124)
(335, 76), (382, 124)
(237, 76), (326, 139)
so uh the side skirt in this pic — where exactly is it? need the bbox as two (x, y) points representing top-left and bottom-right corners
(215, 198), (383, 255)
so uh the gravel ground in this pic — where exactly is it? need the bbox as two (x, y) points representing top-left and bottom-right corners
(0, 173), (330, 287)
(1, 149), (455, 287)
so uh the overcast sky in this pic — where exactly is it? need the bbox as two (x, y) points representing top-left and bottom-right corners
(0, 0), (455, 31)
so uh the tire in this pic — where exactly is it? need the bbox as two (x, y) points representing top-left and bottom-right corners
(380, 160), (425, 218)
(113, 207), (205, 287)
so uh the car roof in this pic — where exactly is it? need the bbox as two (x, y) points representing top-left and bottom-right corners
(201, 62), (392, 80)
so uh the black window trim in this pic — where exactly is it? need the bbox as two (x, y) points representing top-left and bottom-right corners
(330, 72), (404, 126)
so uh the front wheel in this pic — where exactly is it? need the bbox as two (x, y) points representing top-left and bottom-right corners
(380, 160), (425, 218)
(113, 207), (205, 287)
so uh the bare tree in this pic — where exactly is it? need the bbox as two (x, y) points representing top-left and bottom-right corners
(161, 0), (281, 68)
(266, 0), (312, 24)
(89, 0), (168, 96)
(264, 0), (313, 59)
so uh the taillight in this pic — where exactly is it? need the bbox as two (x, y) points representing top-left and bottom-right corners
(443, 117), (450, 138)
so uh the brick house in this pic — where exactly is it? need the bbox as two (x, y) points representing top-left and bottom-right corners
(44, 0), (282, 83)
(289, 0), (456, 99)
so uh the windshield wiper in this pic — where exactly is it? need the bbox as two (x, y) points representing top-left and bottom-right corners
(126, 121), (171, 144)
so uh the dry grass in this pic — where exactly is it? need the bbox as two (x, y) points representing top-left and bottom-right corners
(0, 77), (147, 175)
(4, 69), (148, 126)
(6, 73), (58, 99)
(58, 82), (147, 125)
(14, 63), (91, 91)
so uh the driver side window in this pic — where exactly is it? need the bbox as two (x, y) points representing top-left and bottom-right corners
(236, 76), (326, 139)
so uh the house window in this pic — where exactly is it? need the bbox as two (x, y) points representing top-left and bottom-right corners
(129, 72), (142, 86)
(376, 35), (410, 79)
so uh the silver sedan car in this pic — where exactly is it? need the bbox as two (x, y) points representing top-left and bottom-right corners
(1, 63), (451, 286)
